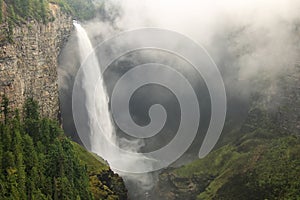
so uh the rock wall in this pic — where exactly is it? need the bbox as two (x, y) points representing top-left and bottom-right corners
(0, 3), (72, 120)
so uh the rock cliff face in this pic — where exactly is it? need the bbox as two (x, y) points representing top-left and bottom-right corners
(0, 3), (72, 120)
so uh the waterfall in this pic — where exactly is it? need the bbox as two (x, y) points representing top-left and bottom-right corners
(73, 22), (156, 199)
(73, 22), (119, 162)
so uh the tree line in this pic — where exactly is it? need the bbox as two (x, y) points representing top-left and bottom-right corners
(0, 0), (96, 25)
(0, 0), (49, 24)
(0, 97), (93, 200)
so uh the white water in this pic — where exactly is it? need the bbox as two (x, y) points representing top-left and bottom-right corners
(73, 22), (118, 161)
(74, 23), (156, 198)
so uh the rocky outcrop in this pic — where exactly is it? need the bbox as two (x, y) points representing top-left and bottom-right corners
(0, 3), (72, 120)
(72, 141), (128, 200)
(152, 168), (213, 200)
(90, 169), (128, 200)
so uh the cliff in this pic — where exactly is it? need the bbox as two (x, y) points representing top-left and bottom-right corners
(0, 3), (72, 120)
(0, 2), (128, 199)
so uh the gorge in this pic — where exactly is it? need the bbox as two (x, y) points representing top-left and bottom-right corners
(1, 0), (300, 200)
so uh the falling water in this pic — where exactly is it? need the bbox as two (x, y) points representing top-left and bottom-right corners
(74, 22), (157, 199)
(73, 21), (118, 161)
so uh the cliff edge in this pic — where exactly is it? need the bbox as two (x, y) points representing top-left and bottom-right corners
(0, 3), (72, 120)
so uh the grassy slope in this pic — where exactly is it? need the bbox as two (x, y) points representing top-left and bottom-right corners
(72, 142), (127, 200)
(172, 131), (300, 200)
(72, 141), (108, 172)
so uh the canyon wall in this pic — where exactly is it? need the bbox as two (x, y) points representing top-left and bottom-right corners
(0, 3), (72, 120)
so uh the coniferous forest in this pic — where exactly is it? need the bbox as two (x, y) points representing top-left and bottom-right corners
(0, 97), (92, 199)
(0, 97), (127, 200)
(0, 0), (95, 24)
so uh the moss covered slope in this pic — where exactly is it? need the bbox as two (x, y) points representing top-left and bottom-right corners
(156, 127), (300, 200)
(72, 142), (127, 200)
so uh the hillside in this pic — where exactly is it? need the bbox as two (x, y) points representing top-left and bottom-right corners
(72, 142), (127, 200)
(155, 133), (300, 199)
(0, 97), (127, 199)
(154, 65), (300, 200)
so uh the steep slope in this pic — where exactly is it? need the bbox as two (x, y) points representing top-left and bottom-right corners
(72, 142), (128, 200)
(0, 98), (127, 199)
(155, 134), (300, 200)
(154, 65), (300, 199)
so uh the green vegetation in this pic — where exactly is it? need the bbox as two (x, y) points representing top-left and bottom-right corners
(0, 97), (92, 199)
(0, 97), (127, 200)
(72, 142), (127, 200)
(50, 0), (96, 20)
(2, 0), (50, 24)
(0, 0), (96, 25)
(0, 0), (96, 43)
(171, 123), (300, 200)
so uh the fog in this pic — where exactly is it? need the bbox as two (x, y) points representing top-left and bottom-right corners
(58, 0), (300, 199)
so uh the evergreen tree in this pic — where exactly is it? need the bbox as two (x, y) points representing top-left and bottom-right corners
(0, 97), (95, 199)
(1, 125), (12, 152)
(21, 0), (31, 18)
(24, 98), (39, 121)
(13, 129), (26, 199)
(39, 0), (47, 23)
(23, 134), (39, 199)
(24, 98), (40, 142)
(1, 95), (9, 124)
(7, 6), (14, 43)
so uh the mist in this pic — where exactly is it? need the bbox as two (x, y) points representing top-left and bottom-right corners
(58, 0), (300, 199)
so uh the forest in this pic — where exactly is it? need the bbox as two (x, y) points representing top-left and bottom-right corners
(0, 0), (95, 24)
(0, 96), (128, 200)
(0, 97), (93, 199)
